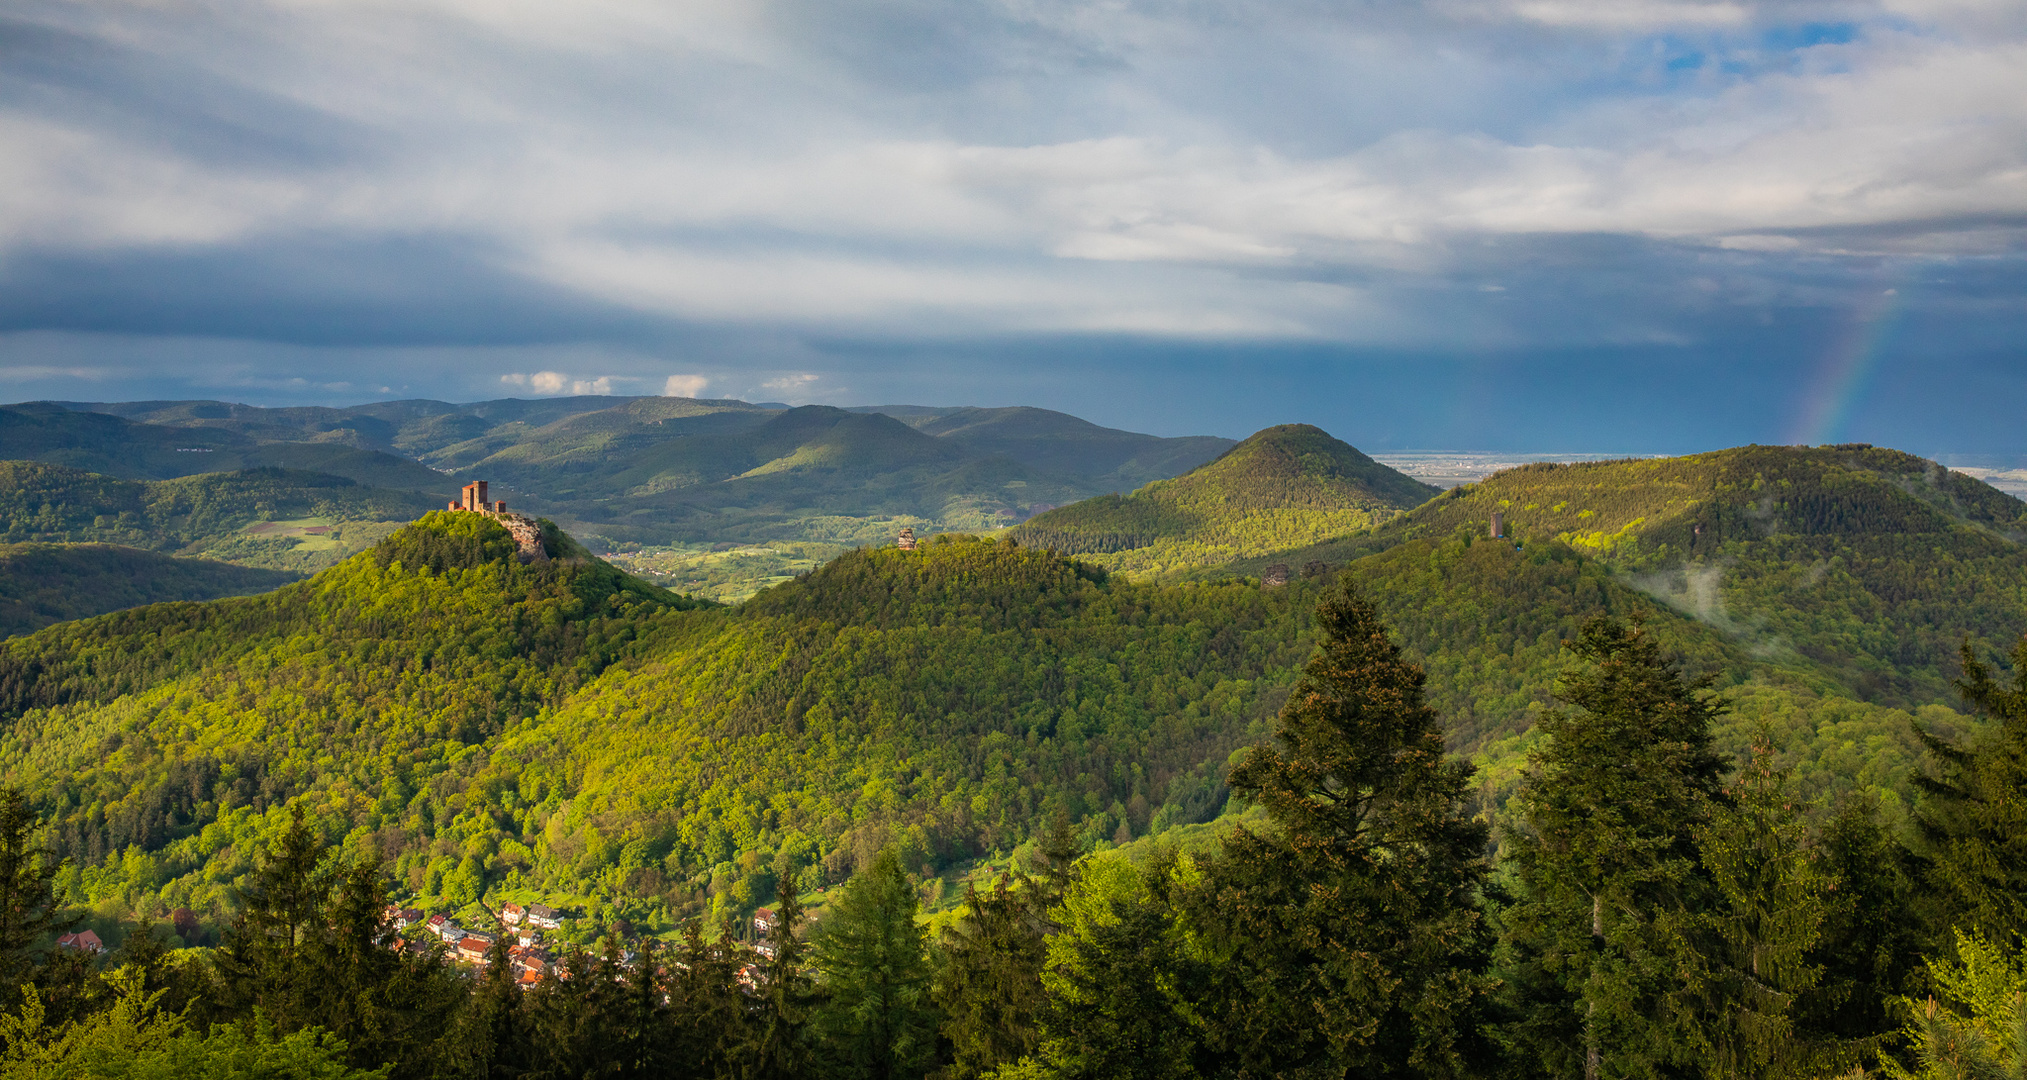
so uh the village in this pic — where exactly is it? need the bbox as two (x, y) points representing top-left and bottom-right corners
(378, 900), (796, 991)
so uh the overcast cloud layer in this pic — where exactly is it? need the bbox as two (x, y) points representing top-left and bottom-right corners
(1, 0), (2022, 451)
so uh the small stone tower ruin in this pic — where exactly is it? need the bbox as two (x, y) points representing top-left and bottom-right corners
(444, 480), (547, 562)
(896, 527), (917, 551)
(449, 480), (509, 515)
(1490, 511), (1505, 539)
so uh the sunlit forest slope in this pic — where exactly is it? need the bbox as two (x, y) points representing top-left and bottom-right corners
(1009, 424), (1439, 576)
(0, 440), (2018, 949)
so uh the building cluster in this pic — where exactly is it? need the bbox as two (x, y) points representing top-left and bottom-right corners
(378, 900), (806, 991)
(386, 901), (570, 983)
(56, 930), (103, 953)
(442, 480), (549, 562)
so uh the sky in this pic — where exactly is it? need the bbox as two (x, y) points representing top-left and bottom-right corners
(0, 0), (2022, 453)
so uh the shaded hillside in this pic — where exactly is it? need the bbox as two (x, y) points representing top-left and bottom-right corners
(0, 543), (297, 636)
(433, 405), (1100, 545)
(1, 403), (449, 489)
(856, 405), (1234, 489)
(0, 460), (447, 571)
(1010, 424), (1438, 576)
(1223, 444), (2027, 709)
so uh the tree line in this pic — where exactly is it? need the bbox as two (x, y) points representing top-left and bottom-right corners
(4, 578), (2026, 1078)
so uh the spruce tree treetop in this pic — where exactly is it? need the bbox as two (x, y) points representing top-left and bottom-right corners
(1213, 581), (1494, 1079)
(812, 847), (939, 1080)
(1225, 582), (1483, 871)
(1915, 633), (2027, 942)
(1520, 615), (1729, 892)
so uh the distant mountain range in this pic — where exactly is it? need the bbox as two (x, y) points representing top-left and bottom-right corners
(28, 396), (1236, 547)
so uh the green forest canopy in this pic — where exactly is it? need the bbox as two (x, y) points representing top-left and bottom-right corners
(0, 434), (2015, 944)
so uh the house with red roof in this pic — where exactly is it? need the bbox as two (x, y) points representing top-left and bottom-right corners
(56, 930), (103, 953)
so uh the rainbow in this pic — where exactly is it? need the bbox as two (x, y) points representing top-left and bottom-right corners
(1786, 282), (1907, 445)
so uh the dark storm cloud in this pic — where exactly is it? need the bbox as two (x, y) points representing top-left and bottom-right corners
(0, 237), (668, 345)
(0, 0), (2021, 448)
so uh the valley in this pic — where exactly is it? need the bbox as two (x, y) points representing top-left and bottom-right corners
(0, 395), (2021, 1078)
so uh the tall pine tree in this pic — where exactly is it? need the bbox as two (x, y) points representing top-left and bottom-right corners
(1202, 581), (1495, 1079)
(1672, 738), (1852, 1080)
(211, 805), (463, 1080)
(935, 816), (1080, 1079)
(747, 872), (819, 1080)
(812, 847), (939, 1080)
(1915, 634), (2027, 943)
(0, 787), (68, 1001)
(1501, 615), (1728, 1080)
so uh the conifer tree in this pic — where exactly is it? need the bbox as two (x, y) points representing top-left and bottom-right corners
(615, 936), (674, 1075)
(1030, 851), (1211, 1080)
(459, 932), (531, 1079)
(747, 873), (818, 1080)
(1673, 738), (1850, 1080)
(664, 921), (750, 1077)
(1808, 796), (1925, 1043)
(1205, 581), (1495, 1079)
(212, 806), (338, 1027)
(1501, 614), (1729, 1080)
(812, 846), (939, 1080)
(212, 805), (462, 1079)
(0, 787), (66, 996)
(1914, 634), (2027, 943)
(934, 818), (1079, 1079)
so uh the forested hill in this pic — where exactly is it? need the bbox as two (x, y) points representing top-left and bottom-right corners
(1392, 443), (2025, 560)
(0, 460), (446, 571)
(0, 543), (297, 637)
(0, 484), (1998, 953)
(1009, 424), (1439, 576)
(1317, 444), (2027, 709)
(0, 511), (727, 924)
(0, 523), (1332, 935)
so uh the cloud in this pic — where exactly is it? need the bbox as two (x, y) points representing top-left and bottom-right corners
(0, 0), (2022, 449)
(762, 373), (818, 392)
(501, 370), (614, 395)
(663, 374), (709, 398)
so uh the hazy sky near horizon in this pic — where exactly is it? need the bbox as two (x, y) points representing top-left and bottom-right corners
(1, 0), (2022, 452)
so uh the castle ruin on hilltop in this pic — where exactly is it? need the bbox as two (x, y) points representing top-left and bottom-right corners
(446, 480), (549, 562)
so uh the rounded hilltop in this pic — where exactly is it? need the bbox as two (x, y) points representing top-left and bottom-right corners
(1382, 442), (2027, 566)
(1006, 423), (1440, 576)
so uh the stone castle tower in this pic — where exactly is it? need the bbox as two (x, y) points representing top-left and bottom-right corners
(445, 480), (549, 562)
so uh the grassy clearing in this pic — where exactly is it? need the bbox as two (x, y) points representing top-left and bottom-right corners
(602, 540), (851, 602)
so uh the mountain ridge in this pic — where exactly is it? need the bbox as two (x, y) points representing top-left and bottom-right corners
(1010, 423), (1440, 576)
(25, 396), (1236, 550)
